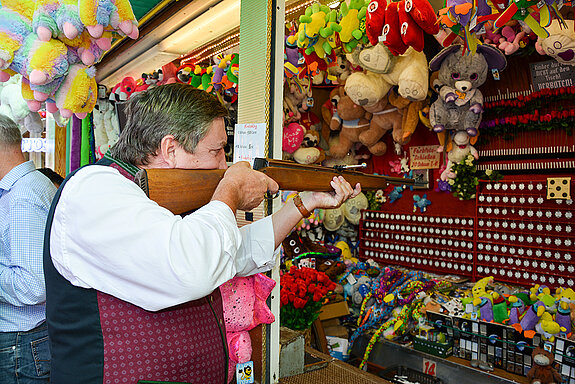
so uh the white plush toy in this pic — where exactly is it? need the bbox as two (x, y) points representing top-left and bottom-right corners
(440, 130), (479, 181)
(0, 75), (43, 135)
(352, 44), (429, 101)
(536, 19), (575, 66)
(92, 99), (120, 158)
(0, 76), (30, 123)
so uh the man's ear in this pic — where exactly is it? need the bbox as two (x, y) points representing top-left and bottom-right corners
(159, 135), (178, 167)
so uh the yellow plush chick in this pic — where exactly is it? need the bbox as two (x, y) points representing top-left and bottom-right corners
(472, 276), (494, 300)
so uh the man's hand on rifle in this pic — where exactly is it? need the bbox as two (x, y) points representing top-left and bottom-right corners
(212, 161), (279, 212)
(300, 176), (362, 211)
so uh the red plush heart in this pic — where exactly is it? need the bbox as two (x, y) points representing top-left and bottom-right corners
(405, 0), (440, 35)
(398, 0), (425, 52)
(366, 0), (387, 46)
(381, 2), (409, 56)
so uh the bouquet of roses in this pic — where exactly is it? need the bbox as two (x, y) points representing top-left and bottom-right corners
(280, 266), (336, 330)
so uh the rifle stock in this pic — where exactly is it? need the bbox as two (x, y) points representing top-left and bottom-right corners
(136, 158), (414, 214)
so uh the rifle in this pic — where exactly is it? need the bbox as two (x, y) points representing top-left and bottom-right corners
(135, 158), (415, 214)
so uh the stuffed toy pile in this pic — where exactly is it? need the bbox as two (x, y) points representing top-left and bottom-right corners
(279, 0), (441, 163)
(0, 0), (139, 118)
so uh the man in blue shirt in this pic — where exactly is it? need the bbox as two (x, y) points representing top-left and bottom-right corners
(0, 114), (56, 383)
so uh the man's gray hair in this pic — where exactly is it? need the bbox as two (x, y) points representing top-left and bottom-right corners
(110, 83), (229, 166)
(0, 114), (22, 147)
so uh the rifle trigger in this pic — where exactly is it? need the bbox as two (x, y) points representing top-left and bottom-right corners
(264, 191), (280, 199)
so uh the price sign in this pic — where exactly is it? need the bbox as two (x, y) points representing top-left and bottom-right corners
(423, 358), (437, 377)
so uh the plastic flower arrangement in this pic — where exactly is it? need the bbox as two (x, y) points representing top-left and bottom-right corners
(448, 154), (503, 200)
(280, 266), (336, 330)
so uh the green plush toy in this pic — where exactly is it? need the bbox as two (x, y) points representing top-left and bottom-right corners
(297, 3), (334, 57)
(226, 54), (239, 84)
(338, 0), (368, 53)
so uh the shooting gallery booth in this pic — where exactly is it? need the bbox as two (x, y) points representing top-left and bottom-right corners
(3, 0), (575, 383)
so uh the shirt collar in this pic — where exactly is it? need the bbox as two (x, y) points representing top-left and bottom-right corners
(0, 161), (36, 192)
(103, 152), (140, 177)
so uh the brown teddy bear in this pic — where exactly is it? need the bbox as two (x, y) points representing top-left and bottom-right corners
(327, 85), (372, 159)
(344, 71), (402, 156)
(526, 346), (562, 384)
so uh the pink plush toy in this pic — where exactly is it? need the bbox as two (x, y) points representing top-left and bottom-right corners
(220, 274), (276, 383)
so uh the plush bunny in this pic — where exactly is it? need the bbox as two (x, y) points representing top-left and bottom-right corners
(440, 130), (478, 181)
(429, 44), (506, 136)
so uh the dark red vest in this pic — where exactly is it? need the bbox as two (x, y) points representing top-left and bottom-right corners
(44, 159), (228, 384)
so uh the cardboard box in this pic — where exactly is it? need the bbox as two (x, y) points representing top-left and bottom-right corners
(319, 300), (349, 321)
(323, 324), (349, 339)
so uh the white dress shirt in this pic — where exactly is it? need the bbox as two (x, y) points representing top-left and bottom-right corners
(49, 165), (277, 311)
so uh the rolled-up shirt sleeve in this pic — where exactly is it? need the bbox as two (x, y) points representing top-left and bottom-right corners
(235, 215), (279, 276)
(49, 166), (278, 311)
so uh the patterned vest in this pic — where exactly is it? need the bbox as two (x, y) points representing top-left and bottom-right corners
(43, 155), (228, 384)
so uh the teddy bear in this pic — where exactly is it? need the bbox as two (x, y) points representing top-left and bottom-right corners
(440, 130), (478, 181)
(327, 85), (372, 159)
(327, 52), (352, 84)
(536, 17), (575, 66)
(293, 129), (326, 165)
(342, 192), (368, 225)
(353, 44), (429, 102)
(527, 346), (562, 384)
(343, 71), (398, 156)
(429, 44), (507, 136)
(388, 88), (425, 148)
(284, 76), (313, 115)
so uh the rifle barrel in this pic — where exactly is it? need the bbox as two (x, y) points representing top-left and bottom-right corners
(136, 158), (415, 214)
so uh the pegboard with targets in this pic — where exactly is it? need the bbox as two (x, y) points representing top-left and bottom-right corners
(359, 211), (476, 277)
(475, 179), (575, 289)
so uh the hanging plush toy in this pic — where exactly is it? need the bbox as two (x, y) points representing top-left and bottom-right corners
(536, 18), (575, 66)
(440, 130), (478, 181)
(429, 44), (506, 136)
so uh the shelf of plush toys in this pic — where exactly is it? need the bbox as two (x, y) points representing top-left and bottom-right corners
(343, 269), (575, 384)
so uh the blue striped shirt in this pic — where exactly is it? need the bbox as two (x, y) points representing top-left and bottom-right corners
(0, 161), (57, 331)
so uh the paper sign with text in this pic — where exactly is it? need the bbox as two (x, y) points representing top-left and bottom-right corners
(233, 123), (267, 166)
(530, 60), (575, 91)
(410, 145), (440, 169)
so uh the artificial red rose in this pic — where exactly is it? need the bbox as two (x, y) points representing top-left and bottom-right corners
(293, 297), (308, 309)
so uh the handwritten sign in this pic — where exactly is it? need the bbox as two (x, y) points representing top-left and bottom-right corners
(233, 123), (267, 166)
(530, 60), (575, 91)
(410, 145), (440, 169)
